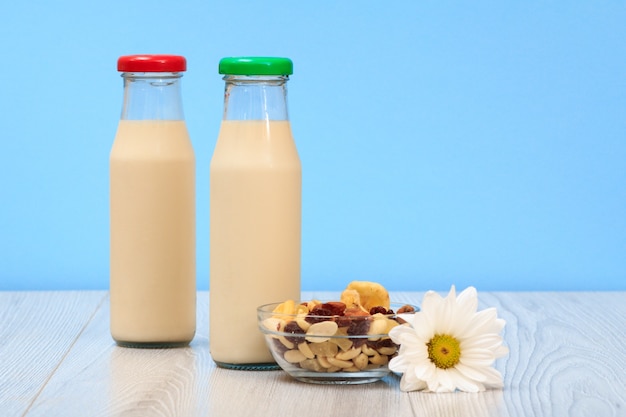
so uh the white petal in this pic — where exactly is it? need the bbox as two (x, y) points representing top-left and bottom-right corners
(400, 368), (428, 392)
(462, 348), (496, 359)
(410, 313), (436, 341)
(492, 318), (506, 333)
(438, 286), (459, 334)
(448, 367), (483, 393)
(494, 345), (509, 358)
(455, 362), (488, 382)
(389, 323), (416, 343)
(449, 287), (479, 333)
(389, 353), (412, 373)
(459, 308), (499, 339)
(399, 340), (429, 359)
(434, 369), (456, 393)
(413, 359), (436, 380)
(393, 347), (428, 370)
(461, 333), (504, 351)
(455, 362), (504, 389)
(397, 312), (417, 324)
(426, 369), (442, 392)
(419, 293), (443, 333)
(479, 366), (504, 388)
(460, 348), (496, 367)
(421, 290), (444, 313)
(457, 286), (478, 313)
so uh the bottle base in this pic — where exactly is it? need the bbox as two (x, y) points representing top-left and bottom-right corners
(114, 340), (191, 349)
(214, 360), (280, 371)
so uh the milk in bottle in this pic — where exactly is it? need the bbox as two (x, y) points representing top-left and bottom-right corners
(210, 57), (301, 368)
(110, 55), (196, 347)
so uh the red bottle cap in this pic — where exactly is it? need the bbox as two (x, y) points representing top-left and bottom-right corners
(117, 55), (187, 72)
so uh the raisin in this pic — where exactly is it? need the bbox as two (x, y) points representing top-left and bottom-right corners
(305, 307), (334, 324)
(335, 316), (352, 328)
(351, 338), (368, 348)
(272, 338), (289, 355)
(369, 306), (388, 315)
(397, 304), (415, 314)
(321, 302), (346, 316)
(347, 316), (370, 336)
(283, 321), (305, 344)
(367, 337), (397, 350)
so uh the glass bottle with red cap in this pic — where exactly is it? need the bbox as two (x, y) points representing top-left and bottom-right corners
(110, 54), (196, 347)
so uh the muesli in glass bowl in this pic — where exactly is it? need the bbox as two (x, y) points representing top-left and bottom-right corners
(257, 281), (417, 384)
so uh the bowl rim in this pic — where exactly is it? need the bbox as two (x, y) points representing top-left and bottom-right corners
(257, 300), (418, 339)
(257, 300), (418, 318)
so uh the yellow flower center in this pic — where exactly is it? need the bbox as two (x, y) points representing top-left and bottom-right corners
(427, 334), (461, 369)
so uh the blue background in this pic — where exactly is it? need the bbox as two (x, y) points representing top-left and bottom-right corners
(1, 1), (624, 291)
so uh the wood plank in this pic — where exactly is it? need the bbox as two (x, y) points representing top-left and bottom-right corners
(11, 290), (626, 416)
(0, 291), (107, 416)
(25, 291), (415, 416)
(25, 292), (210, 417)
(484, 291), (626, 417)
(202, 291), (415, 416)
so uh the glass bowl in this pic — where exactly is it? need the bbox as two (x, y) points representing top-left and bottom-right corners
(257, 301), (417, 384)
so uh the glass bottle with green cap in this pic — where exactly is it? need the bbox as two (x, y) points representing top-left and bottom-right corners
(209, 57), (301, 369)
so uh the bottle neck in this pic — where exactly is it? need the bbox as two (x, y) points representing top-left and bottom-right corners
(120, 72), (185, 120)
(222, 75), (289, 121)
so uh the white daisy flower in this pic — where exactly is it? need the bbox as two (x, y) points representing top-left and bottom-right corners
(389, 285), (508, 393)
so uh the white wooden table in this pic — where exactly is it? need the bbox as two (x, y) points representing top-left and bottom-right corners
(0, 291), (624, 416)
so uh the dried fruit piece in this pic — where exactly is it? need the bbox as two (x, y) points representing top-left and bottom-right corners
(317, 356), (333, 368)
(367, 337), (396, 350)
(309, 341), (339, 357)
(327, 357), (354, 368)
(278, 335), (295, 350)
(369, 306), (389, 315)
(284, 349), (307, 363)
(368, 315), (389, 339)
(336, 308), (368, 328)
(386, 319), (400, 333)
(340, 289), (364, 310)
(272, 299), (297, 316)
(300, 358), (324, 372)
(306, 300), (322, 312)
(296, 304), (309, 315)
(272, 338), (290, 355)
(397, 304), (415, 314)
(298, 341), (315, 359)
(320, 302), (346, 316)
(335, 347), (361, 361)
(353, 353), (369, 370)
(306, 321), (339, 343)
(325, 365), (341, 373)
(361, 344), (377, 356)
(345, 281), (390, 311)
(328, 329), (353, 352)
(283, 320), (306, 344)
(344, 307), (370, 317)
(377, 346), (397, 356)
(370, 352), (389, 365)
(306, 306), (334, 324)
(347, 316), (370, 336)
(262, 317), (284, 333)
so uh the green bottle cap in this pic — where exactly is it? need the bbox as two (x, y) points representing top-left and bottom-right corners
(218, 57), (293, 76)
